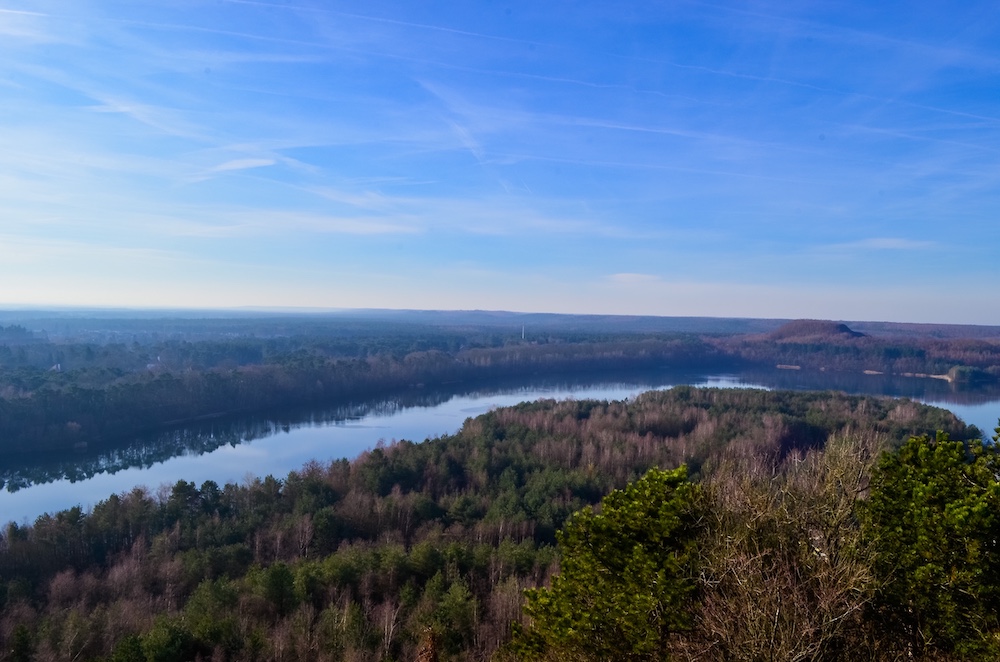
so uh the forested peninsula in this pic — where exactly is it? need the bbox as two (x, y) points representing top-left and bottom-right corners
(0, 387), (992, 661)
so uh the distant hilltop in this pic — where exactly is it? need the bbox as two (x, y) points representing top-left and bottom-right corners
(768, 319), (866, 341)
(2, 308), (1000, 341)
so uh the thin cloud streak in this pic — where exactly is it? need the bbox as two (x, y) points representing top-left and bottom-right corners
(0, 233), (186, 264)
(209, 158), (277, 173)
(223, 0), (543, 46)
(826, 238), (937, 251)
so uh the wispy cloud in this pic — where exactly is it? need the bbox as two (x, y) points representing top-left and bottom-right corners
(157, 211), (421, 238)
(826, 238), (937, 251)
(607, 273), (663, 285)
(85, 95), (208, 140)
(0, 233), (184, 265)
(0, 8), (58, 42)
(448, 121), (486, 164)
(1, 0), (998, 322)
(221, 0), (543, 47)
(842, 124), (1000, 155)
(209, 158), (276, 173)
(0, 8), (48, 16)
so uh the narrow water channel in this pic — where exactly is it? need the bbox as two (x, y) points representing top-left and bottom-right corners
(2, 368), (998, 525)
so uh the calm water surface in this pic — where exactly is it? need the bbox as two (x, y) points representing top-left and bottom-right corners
(2, 369), (999, 525)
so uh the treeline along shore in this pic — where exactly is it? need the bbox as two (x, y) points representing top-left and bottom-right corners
(0, 336), (728, 457)
(2, 315), (1000, 458)
(0, 387), (985, 661)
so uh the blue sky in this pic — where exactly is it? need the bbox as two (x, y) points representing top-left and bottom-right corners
(2, 1), (999, 323)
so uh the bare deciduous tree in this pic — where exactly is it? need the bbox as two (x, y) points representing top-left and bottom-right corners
(682, 429), (885, 662)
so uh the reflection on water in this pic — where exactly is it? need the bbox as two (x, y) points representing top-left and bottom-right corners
(0, 398), (416, 492)
(1, 366), (998, 524)
(0, 370), (685, 492)
(737, 368), (1000, 406)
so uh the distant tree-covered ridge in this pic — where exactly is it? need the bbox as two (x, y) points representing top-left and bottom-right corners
(715, 319), (1000, 380)
(0, 326), (38, 345)
(2, 317), (999, 458)
(0, 388), (975, 661)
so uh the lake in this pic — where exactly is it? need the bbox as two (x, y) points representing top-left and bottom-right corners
(2, 367), (999, 525)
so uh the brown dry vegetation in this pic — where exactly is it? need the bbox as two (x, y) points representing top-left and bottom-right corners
(0, 388), (979, 661)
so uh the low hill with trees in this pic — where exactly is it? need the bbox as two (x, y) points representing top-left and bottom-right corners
(767, 319), (866, 341)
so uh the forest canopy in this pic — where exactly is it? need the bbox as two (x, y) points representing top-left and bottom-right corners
(0, 387), (987, 661)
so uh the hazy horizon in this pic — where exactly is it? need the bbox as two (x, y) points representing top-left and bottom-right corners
(5, 305), (1000, 336)
(3, 1), (999, 324)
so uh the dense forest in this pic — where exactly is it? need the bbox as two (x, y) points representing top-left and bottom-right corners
(0, 388), (983, 661)
(2, 314), (1000, 460)
(3, 313), (1000, 660)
